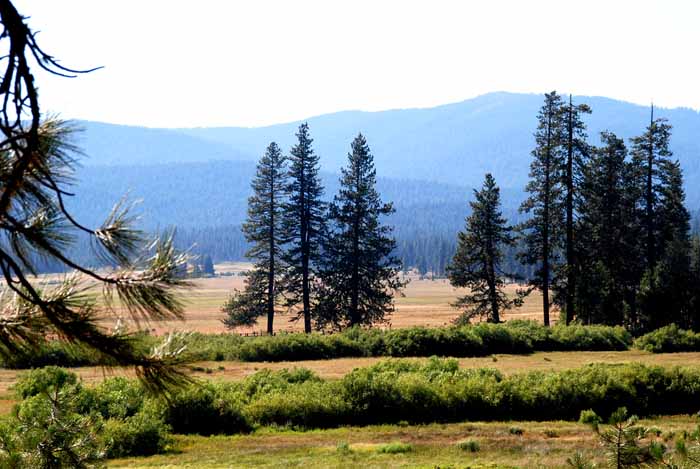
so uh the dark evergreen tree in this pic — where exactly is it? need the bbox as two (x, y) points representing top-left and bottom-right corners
(629, 111), (691, 330)
(281, 124), (325, 333)
(316, 134), (405, 329)
(629, 107), (674, 272)
(687, 235), (700, 330)
(223, 142), (286, 333)
(202, 255), (215, 276)
(637, 159), (692, 329)
(447, 174), (527, 323)
(576, 132), (638, 325)
(561, 95), (591, 324)
(222, 269), (267, 328)
(518, 91), (565, 326)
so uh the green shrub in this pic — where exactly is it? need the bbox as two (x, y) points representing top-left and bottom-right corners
(456, 439), (480, 452)
(0, 333), (158, 369)
(4, 369), (105, 468)
(233, 322), (633, 362)
(241, 361), (700, 430)
(81, 377), (146, 419)
(179, 332), (244, 361)
(160, 384), (250, 435)
(245, 380), (350, 429)
(634, 325), (700, 353)
(509, 426), (524, 435)
(102, 413), (172, 458)
(237, 332), (366, 361)
(579, 409), (601, 426)
(377, 442), (413, 454)
(548, 324), (632, 351)
(6, 368), (176, 462)
(13, 366), (78, 398)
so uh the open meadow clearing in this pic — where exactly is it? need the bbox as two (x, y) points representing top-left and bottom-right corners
(87, 263), (547, 335)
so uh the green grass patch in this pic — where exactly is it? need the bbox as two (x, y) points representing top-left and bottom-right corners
(376, 441), (413, 453)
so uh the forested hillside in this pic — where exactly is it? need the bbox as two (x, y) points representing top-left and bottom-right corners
(180, 93), (700, 194)
(56, 92), (700, 274)
(65, 161), (501, 274)
(75, 92), (700, 204)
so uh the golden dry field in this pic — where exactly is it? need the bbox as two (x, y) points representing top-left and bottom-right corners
(82, 262), (549, 335)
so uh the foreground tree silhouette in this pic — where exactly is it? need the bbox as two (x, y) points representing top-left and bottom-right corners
(0, 1), (190, 393)
(223, 142), (286, 333)
(447, 174), (527, 323)
(316, 134), (405, 329)
(281, 124), (325, 333)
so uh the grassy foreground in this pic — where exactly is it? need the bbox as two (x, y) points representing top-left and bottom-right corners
(110, 416), (699, 468)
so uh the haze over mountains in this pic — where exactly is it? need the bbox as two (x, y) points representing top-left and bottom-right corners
(67, 91), (700, 234)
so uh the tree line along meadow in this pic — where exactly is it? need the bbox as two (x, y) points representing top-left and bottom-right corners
(224, 91), (700, 336)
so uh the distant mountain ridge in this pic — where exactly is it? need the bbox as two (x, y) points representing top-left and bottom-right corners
(36, 92), (698, 271)
(73, 92), (700, 207)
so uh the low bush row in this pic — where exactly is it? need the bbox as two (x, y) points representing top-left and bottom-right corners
(187, 321), (633, 362)
(5, 322), (700, 370)
(11, 359), (700, 451)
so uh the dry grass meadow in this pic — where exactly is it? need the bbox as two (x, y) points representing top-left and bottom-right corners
(87, 262), (547, 335)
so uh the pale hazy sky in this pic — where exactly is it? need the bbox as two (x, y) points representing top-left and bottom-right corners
(15, 0), (700, 128)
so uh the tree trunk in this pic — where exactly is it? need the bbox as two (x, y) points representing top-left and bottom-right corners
(267, 176), (275, 335)
(350, 221), (360, 327)
(542, 106), (552, 327)
(645, 106), (655, 271)
(486, 244), (500, 323)
(300, 158), (312, 333)
(565, 95), (575, 325)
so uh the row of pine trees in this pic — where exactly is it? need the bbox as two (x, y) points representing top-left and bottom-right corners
(226, 91), (698, 334)
(448, 91), (699, 332)
(223, 124), (404, 333)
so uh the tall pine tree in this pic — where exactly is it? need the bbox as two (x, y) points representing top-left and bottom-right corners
(637, 158), (692, 330)
(630, 107), (674, 272)
(223, 142), (286, 333)
(281, 123), (325, 333)
(518, 91), (565, 326)
(561, 95), (591, 324)
(576, 132), (637, 325)
(447, 174), (527, 323)
(630, 110), (691, 330)
(316, 134), (405, 329)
